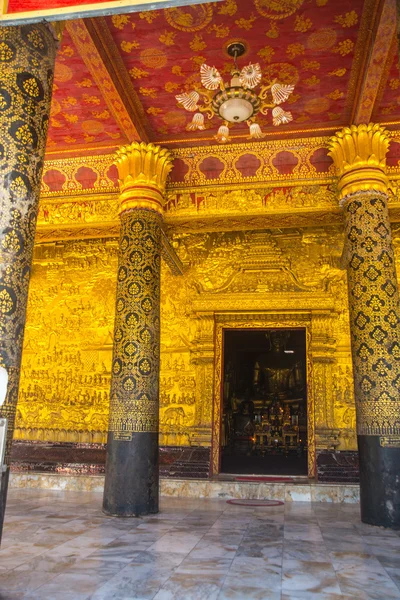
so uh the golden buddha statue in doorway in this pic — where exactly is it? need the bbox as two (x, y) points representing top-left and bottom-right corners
(253, 330), (304, 401)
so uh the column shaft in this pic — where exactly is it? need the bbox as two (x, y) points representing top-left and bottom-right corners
(103, 142), (172, 517)
(345, 193), (400, 527)
(103, 209), (161, 516)
(329, 123), (400, 528)
(0, 23), (56, 543)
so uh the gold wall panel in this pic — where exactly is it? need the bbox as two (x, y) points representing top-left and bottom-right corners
(35, 181), (400, 244)
(19, 222), (399, 463)
(40, 134), (400, 198)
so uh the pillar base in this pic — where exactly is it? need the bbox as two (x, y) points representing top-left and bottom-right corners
(103, 432), (159, 517)
(358, 435), (400, 529)
(0, 466), (10, 545)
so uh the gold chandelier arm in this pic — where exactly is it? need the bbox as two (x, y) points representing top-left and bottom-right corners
(195, 88), (214, 105)
(258, 79), (277, 100)
(260, 101), (274, 115)
(198, 105), (215, 119)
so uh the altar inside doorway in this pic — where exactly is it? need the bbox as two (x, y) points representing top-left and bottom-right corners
(221, 328), (308, 476)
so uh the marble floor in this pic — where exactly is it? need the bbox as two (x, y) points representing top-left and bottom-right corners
(1, 489), (400, 599)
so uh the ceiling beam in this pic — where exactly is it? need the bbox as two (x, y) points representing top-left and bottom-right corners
(66, 18), (150, 143)
(352, 0), (397, 124)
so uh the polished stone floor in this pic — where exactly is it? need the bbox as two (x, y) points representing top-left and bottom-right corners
(1, 489), (400, 599)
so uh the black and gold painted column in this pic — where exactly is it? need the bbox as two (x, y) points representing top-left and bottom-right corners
(0, 24), (57, 538)
(329, 123), (400, 528)
(103, 142), (172, 517)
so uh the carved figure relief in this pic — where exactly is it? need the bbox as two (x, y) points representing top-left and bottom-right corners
(15, 223), (375, 452)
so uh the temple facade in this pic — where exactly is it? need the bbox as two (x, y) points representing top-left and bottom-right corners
(1, 0), (400, 531)
(11, 129), (400, 506)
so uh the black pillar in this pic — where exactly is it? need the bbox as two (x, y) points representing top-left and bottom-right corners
(103, 142), (172, 517)
(0, 24), (57, 542)
(329, 124), (400, 528)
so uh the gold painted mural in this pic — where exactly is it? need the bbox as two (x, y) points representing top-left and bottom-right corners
(13, 221), (374, 460)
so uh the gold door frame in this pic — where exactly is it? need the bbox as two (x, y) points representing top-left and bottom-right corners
(211, 314), (315, 478)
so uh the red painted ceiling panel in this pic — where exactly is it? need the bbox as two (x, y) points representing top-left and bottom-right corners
(47, 27), (125, 153)
(106, 0), (364, 142)
(7, 0), (110, 13)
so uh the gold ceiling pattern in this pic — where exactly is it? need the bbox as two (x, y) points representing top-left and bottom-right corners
(43, 0), (400, 157)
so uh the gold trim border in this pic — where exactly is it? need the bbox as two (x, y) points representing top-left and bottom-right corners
(211, 314), (315, 479)
(0, 0), (217, 23)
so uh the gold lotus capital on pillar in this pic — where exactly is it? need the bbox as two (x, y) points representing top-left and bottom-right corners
(115, 142), (173, 215)
(327, 123), (390, 202)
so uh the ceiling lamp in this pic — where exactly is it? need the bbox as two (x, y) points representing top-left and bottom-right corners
(175, 42), (295, 143)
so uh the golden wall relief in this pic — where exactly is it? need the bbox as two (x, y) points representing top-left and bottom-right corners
(165, 185), (338, 217)
(15, 237), (201, 444)
(16, 239), (118, 442)
(35, 181), (400, 245)
(35, 186), (340, 236)
(14, 225), (375, 455)
(159, 265), (198, 446)
(38, 195), (119, 227)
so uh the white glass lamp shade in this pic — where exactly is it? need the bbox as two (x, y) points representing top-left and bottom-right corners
(186, 112), (205, 131)
(215, 124), (230, 143)
(219, 98), (253, 123)
(248, 122), (265, 139)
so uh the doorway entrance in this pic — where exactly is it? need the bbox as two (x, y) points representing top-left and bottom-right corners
(221, 328), (308, 476)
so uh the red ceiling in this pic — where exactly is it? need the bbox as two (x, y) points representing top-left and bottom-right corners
(8, 0), (111, 12)
(47, 28), (127, 152)
(106, 0), (364, 141)
(45, 0), (400, 156)
(372, 47), (400, 124)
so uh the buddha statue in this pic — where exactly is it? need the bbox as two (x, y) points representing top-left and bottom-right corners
(253, 330), (304, 400)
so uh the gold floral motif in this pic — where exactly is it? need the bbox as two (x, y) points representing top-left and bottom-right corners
(140, 47), (167, 69)
(0, 41), (14, 61)
(254, 0), (304, 20)
(333, 39), (354, 56)
(334, 11), (359, 27)
(53, 62), (73, 83)
(164, 5), (213, 32)
(114, 141), (173, 215)
(307, 28), (337, 51)
(294, 15), (312, 33)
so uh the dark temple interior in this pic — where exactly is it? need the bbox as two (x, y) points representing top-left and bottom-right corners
(221, 328), (308, 476)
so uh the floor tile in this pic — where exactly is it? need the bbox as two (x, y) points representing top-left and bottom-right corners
(2, 488), (400, 600)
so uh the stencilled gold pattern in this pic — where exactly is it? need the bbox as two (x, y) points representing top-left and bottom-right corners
(329, 123), (400, 435)
(0, 24), (56, 460)
(109, 209), (162, 439)
(343, 191), (400, 435)
(107, 141), (172, 440)
(17, 226), (359, 464)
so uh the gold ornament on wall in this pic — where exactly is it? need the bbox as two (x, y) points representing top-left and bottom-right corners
(114, 141), (173, 215)
(328, 123), (390, 202)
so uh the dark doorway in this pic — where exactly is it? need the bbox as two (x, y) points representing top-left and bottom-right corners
(221, 328), (308, 475)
